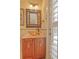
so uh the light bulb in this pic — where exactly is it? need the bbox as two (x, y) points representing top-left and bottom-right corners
(35, 5), (39, 9)
(30, 4), (33, 8)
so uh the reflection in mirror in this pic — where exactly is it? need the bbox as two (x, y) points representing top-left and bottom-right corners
(30, 13), (37, 24)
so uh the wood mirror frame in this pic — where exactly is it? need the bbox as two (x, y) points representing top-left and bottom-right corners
(26, 9), (41, 28)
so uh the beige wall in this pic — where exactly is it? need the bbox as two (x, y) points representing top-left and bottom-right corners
(20, 0), (48, 37)
(20, 0), (49, 29)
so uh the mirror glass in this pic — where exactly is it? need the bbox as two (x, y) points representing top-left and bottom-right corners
(30, 13), (37, 24)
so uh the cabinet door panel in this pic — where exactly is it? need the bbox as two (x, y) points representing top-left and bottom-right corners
(22, 39), (33, 59)
(34, 38), (46, 59)
(24, 57), (32, 59)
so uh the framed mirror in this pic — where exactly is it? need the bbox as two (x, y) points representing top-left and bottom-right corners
(26, 9), (41, 28)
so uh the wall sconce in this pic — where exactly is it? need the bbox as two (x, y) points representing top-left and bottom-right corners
(29, 3), (39, 10)
(34, 5), (39, 9)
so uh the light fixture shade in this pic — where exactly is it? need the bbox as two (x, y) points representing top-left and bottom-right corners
(29, 3), (39, 10)
(35, 5), (39, 10)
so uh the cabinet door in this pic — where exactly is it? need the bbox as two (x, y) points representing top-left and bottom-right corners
(22, 38), (34, 59)
(34, 38), (46, 59)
